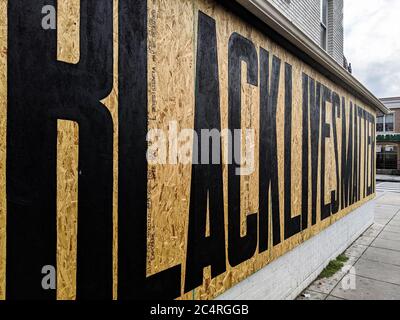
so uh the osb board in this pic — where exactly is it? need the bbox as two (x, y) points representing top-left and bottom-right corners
(147, 0), (195, 293)
(56, 0), (120, 300)
(0, 0), (6, 302)
(0, 0), (121, 301)
(55, 1), (79, 300)
(57, 0), (80, 64)
(0, 0), (376, 300)
(56, 120), (79, 300)
(146, 0), (376, 300)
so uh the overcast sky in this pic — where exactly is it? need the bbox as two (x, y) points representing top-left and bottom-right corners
(344, 0), (400, 98)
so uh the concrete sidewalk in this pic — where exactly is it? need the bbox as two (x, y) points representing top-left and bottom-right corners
(298, 182), (400, 300)
(377, 175), (400, 183)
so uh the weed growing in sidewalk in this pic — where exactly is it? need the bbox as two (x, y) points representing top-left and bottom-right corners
(318, 254), (349, 279)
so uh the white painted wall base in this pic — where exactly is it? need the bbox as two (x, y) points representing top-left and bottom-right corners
(217, 200), (375, 300)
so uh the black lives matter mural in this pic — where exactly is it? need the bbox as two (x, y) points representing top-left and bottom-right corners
(1, 0), (376, 300)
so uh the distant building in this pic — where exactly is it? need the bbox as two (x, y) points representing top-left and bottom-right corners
(268, 0), (345, 66)
(377, 97), (400, 173)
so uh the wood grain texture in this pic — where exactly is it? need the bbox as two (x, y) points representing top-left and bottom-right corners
(147, 0), (195, 295)
(56, 0), (120, 300)
(56, 120), (79, 300)
(149, 0), (376, 300)
(101, 0), (119, 300)
(57, 0), (80, 64)
(55, 2), (80, 300)
(0, 0), (377, 300)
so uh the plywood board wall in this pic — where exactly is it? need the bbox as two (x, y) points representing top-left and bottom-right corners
(0, 0), (6, 302)
(0, 0), (377, 300)
(56, 120), (79, 300)
(145, 0), (376, 300)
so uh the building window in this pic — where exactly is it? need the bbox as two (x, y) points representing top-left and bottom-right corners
(377, 115), (384, 132)
(386, 114), (394, 132)
(320, 0), (328, 50)
(377, 114), (395, 133)
(377, 145), (398, 170)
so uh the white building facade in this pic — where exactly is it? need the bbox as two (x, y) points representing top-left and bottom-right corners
(268, 0), (344, 65)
